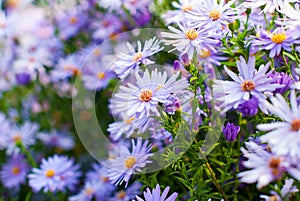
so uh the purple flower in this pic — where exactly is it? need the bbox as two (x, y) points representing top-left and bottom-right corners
(268, 71), (294, 94)
(106, 138), (152, 187)
(237, 96), (259, 117)
(164, 96), (181, 115)
(110, 182), (142, 201)
(222, 122), (240, 142)
(0, 154), (29, 189)
(114, 37), (163, 81)
(37, 130), (74, 150)
(28, 155), (81, 192)
(251, 27), (297, 58)
(213, 56), (283, 113)
(134, 184), (178, 201)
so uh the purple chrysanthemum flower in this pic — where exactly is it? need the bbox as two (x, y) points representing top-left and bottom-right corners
(257, 90), (300, 159)
(251, 27), (297, 58)
(37, 130), (74, 150)
(28, 155), (81, 192)
(135, 184), (178, 201)
(237, 96), (259, 117)
(114, 37), (163, 81)
(268, 71), (294, 94)
(106, 138), (152, 187)
(161, 23), (219, 60)
(110, 182), (142, 201)
(0, 154), (29, 189)
(213, 56), (283, 113)
(111, 69), (189, 118)
(2, 122), (39, 155)
(260, 179), (299, 201)
(238, 141), (300, 189)
(185, 0), (238, 32)
(222, 122), (240, 142)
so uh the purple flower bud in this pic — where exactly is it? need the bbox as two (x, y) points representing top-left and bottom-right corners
(237, 97), (259, 117)
(164, 96), (181, 115)
(268, 71), (294, 94)
(222, 122), (240, 142)
(180, 53), (190, 66)
(134, 10), (151, 27)
(15, 73), (31, 85)
(173, 60), (182, 71)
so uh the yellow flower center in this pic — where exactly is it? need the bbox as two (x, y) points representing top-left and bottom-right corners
(199, 49), (211, 58)
(6, 0), (19, 8)
(182, 5), (192, 12)
(132, 52), (143, 62)
(93, 49), (102, 57)
(185, 29), (198, 40)
(139, 89), (153, 102)
(241, 80), (255, 92)
(85, 188), (94, 195)
(271, 32), (287, 44)
(101, 176), (110, 183)
(97, 72), (105, 80)
(45, 169), (55, 178)
(124, 156), (136, 169)
(291, 119), (300, 131)
(209, 9), (221, 21)
(69, 16), (78, 25)
(124, 117), (135, 124)
(117, 191), (127, 199)
(12, 166), (20, 175)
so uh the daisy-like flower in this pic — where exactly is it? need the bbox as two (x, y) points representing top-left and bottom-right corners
(242, 0), (297, 14)
(213, 56), (283, 113)
(238, 141), (300, 189)
(134, 184), (178, 201)
(112, 68), (189, 118)
(185, 0), (238, 32)
(0, 154), (29, 189)
(2, 122), (39, 155)
(251, 27), (297, 58)
(106, 138), (152, 187)
(37, 130), (74, 150)
(161, 0), (199, 25)
(276, 1), (300, 30)
(257, 90), (300, 159)
(28, 155), (81, 192)
(110, 182), (142, 201)
(161, 23), (219, 60)
(82, 61), (115, 91)
(260, 179), (299, 201)
(114, 37), (163, 81)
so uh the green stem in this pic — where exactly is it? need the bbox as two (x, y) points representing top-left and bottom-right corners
(16, 141), (37, 168)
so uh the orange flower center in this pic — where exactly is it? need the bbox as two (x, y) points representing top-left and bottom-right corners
(185, 29), (198, 40)
(291, 119), (300, 131)
(45, 169), (55, 178)
(139, 89), (153, 102)
(85, 188), (94, 195)
(13, 134), (22, 143)
(241, 80), (255, 92)
(69, 16), (78, 25)
(269, 157), (281, 176)
(63, 66), (81, 76)
(271, 32), (286, 44)
(12, 166), (20, 175)
(117, 191), (127, 199)
(132, 52), (143, 62)
(124, 156), (136, 169)
(209, 9), (221, 21)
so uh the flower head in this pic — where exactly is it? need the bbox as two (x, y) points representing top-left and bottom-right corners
(213, 56), (283, 113)
(106, 138), (152, 187)
(237, 96), (259, 117)
(28, 155), (81, 192)
(0, 154), (29, 189)
(134, 184), (178, 201)
(114, 37), (163, 81)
